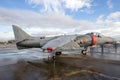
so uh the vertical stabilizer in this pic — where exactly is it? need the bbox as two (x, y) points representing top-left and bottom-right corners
(12, 25), (31, 43)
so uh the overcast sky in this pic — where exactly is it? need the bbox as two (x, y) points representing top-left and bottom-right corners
(0, 0), (120, 41)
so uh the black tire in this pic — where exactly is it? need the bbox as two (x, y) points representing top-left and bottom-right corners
(56, 52), (62, 55)
(52, 56), (56, 60)
(81, 50), (87, 55)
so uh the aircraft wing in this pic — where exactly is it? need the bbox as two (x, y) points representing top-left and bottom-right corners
(42, 35), (81, 52)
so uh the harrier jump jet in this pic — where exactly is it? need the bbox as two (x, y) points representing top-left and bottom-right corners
(12, 25), (117, 59)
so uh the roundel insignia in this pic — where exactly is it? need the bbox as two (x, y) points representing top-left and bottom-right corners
(91, 35), (97, 46)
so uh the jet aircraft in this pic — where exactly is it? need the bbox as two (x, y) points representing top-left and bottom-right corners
(12, 25), (117, 60)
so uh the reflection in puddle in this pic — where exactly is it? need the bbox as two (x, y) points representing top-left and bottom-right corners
(0, 48), (120, 80)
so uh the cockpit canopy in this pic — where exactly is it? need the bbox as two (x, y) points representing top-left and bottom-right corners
(86, 32), (103, 37)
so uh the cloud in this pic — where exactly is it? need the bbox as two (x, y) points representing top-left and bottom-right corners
(0, 7), (95, 41)
(96, 15), (104, 24)
(0, 32), (14, 42)
(107, 0), (113, 9)
(0, 7), (94, 30)
(0, 7), (120, 41)
(25, 0), (93, 13)
(96, 12), (120, 37)
(107, 12), (120, 21)
(0, 8), (95, 39)
(62, 0), (92, 11)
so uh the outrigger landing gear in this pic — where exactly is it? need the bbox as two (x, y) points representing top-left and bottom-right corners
(51, 52), (62, 61)
(50, 51), (62, 62)
(81, 48), (88, 55)
(52, 56), (56, 60)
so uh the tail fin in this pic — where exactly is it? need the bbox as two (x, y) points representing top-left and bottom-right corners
(12, 25), (31, 43)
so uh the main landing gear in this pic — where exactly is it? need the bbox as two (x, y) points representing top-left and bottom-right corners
(51, 52), (62, 61)
(81, 48), (88, 55)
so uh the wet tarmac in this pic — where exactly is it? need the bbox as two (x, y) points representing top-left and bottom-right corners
(0, 46), (120, 80)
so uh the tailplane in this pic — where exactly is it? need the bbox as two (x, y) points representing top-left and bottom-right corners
(12, 25), (31, 43)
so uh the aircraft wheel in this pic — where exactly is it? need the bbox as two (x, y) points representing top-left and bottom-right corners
(81, 50), (87, 55)
(52, 56), (56, 60)
(56, 52), (62, 55)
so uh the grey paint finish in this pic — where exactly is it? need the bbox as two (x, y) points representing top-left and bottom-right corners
(42, 35), (76, 50)
(12, 25), (117, 52)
